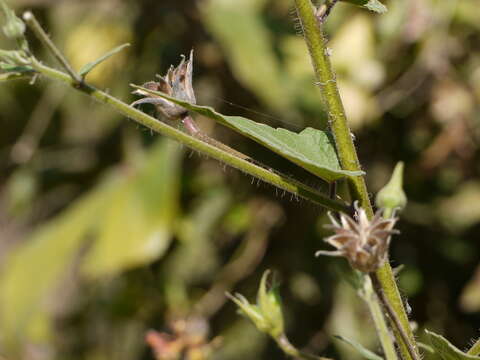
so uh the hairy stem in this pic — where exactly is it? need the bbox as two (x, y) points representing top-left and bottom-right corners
(293, 1), (420, 359)
(361, 276), (398, 360)
(27, 58), (348, 212)
(371, 273), (420, 360)
(467, 338), (480, 356)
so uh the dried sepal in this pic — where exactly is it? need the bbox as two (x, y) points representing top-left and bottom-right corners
(316, 202), (399, 273)
(132, 50), (196, 120)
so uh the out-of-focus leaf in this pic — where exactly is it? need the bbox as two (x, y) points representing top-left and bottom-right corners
(168, 189), (231, 283)
(437, 182), (480, 231)
(79, 43), (130, 78)
(425, 330), (480, 360)
(334, 335), (383, 360)
(328, 282), (377, 360)
(4, 167), (38, 217)
(331, 14), (384, 90)
(459, 265), (480, 313)
(0, 139), (182, 349)
(0, 176), (117, 349)
(82, 139), (182, 277)
(341, 0), (387, 13)
(201, 0), (291, 112)
(162, 189), (231, 313)
(65, 21), (131, 84)
(131, 85), (363, 182)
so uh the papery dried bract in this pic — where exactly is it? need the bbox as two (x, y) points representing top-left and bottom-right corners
(132, 50), (196, 120)
(316, 203), (398, 273)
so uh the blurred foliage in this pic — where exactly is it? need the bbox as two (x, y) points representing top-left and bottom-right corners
(0, 0), (479, 359)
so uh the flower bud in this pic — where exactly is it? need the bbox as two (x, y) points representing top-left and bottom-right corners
(257, 270), (284, 338)
(226, 293), (270, 333)
(1, 2), (26, 39)
(376, 162), (407, 215)
(227, 270), (285, 338)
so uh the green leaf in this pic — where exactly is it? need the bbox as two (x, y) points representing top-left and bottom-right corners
(201, 0), (291, 112)
(82, 139), (182, 277)
(0, 139), (182, 350)
(131, 85), (364, 182)
(0, 177), (117, 350)
(425, 330), (480, 360)
(334, 335), (383, 360)
(79, 43), (130, 78)
(341, 0), (387, 13)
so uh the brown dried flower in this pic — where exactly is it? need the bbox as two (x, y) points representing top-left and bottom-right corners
(316, 203), (399, 273)
(132, 50), (196, 120)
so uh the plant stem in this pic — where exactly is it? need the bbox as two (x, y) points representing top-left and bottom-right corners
(276, 334), (331, 360)
(467, 338), (480, 356)
(27, 58), (348, 213)
(293, 1), (420, 359)
(294, 0), (371, 214)
(361, 276), (398, 360)
(22, 11), (82, 84)
(371, 273), (420, 360)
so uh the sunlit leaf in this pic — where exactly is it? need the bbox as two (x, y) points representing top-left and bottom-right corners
(131, 85), (363, 182)
(79, 43), (130, 78)
(425, 330), (480, 360)
(341, 0), (387, 13)
(82, 139), (182, 277)
(334, 335), (383, 360)
(0, 139), (182, 349)
(0, 176), (117, 349)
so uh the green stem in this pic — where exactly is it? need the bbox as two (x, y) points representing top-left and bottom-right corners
(371, 273), (420, 360)
(361, 276), (398, 360)
(22, 11), (82, 84)
(293, 1), (420, 359)
(467, 338), (480, 356)
(275, 334), (331, 360)
(28, 58), (348, 213)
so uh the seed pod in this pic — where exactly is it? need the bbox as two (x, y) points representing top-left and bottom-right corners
(316, 203), (399, 273)
(132, 50), (196, 120)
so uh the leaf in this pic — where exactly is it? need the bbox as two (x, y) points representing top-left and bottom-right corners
(79, 43), (130, 78)
(82, 139), (182, 277)
(425, 330), (480, 360)
(334, 335), (383, 360)
(201, 0), (291, 112)
(0, 139), (182, 349)
(131, 85), (364, 182)
(341, 0), (388, 13)
(0, 177), (117, 349)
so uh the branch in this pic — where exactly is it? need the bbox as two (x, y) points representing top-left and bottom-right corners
(28, 58), (348, 213)
(22, 11), (82, 84)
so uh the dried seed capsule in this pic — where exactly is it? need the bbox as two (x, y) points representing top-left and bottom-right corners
(316, 203), (399, 273)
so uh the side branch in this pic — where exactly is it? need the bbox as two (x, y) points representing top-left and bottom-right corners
(29, 59), (348, 213)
